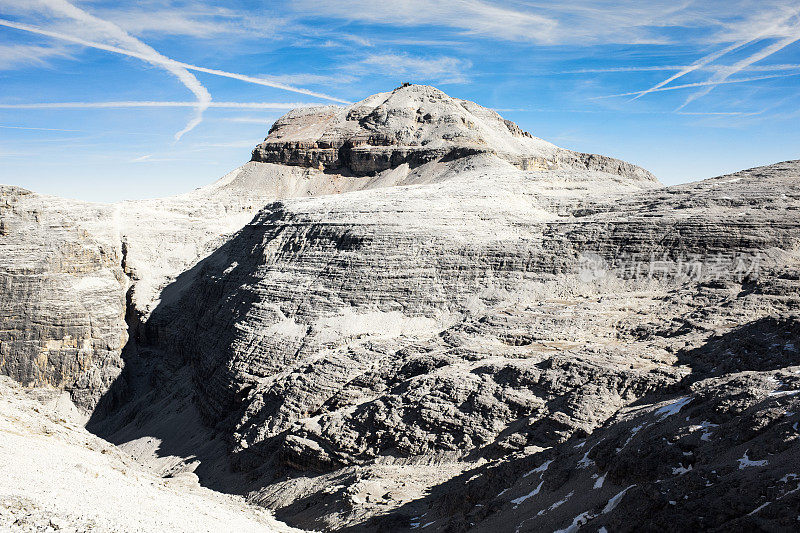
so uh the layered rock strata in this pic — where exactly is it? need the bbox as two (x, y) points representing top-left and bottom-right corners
(1, 86), (798, 532)
(251, 85), (656, 182)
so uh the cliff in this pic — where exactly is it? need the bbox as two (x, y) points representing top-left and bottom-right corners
(1, 87), (799, 532)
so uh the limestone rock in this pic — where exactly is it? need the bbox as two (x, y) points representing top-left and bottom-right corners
(1, 86), (799, 531)
(105, 158), (798, 530)
(252, 84), (656, 182)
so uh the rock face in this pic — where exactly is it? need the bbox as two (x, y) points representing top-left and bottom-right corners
(1, 85), (799, 532)
(0, 186), (127, 409)
(252, 84), (656, 182)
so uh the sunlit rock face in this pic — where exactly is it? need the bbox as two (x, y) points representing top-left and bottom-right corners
(137, 152), (798, 531)
(0, 186), (127, 410)
(2, 86), (800, 532)
(0, 85), (656, 413)
(252, 84), (657, 182)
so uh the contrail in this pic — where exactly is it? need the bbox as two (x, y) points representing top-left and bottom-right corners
(13, 0), (211, 140)
(593, 73), (800, 99)
(566, 64), (800, 74)
(678, 30), (800, 110)
(629, 39), (760, 101)
(0, 101), (325, 109)
(630, 8), (800, 102)
(0, 18), (349, 105)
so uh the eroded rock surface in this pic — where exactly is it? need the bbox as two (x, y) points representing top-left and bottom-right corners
(1, 86), (799, 531)
(252, 84), (656, 182)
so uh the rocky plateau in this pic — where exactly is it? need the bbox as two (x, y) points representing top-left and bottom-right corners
(1, 84), (798, 532)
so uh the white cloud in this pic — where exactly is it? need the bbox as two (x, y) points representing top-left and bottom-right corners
(102, 8), (266, 39)
(595, 73), (800, 99)
(0, 18), (350, 104)
(0, 123), (83, 131)
(292, 0), (800, 48)
(222, 116), (278, 124)
(355, 54), (472, 84)
(629, 39), (761, 101)
(293, 0), (556, 43)
(679, 26), (800, 109)
(0, 101), (326, 109)
(0, 42), (72, 69)
(255, 72), (358, 86)
(0, 0), (349, 143)
(565, 64), (800, 73)
(0, 0), (211, 140)
(630, 7), (800, 104)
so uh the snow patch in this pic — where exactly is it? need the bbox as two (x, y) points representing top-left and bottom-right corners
(511, 480), (544, 506)
(554, 511), (594, 533)
(769, 389), (799, 398)
(689, 420), (718, 442)
(603, 485), (636, 514)
(594, 474), (606, 489)
(748, 502), (771, 516)
(577, 450), (594, 469)
(523, 459), (553, 478)
(672, 464), (692, 475)
(654, 397), (692, 421)
(617, 424), (644, 452)
(536, 491), (574, 516)
(738, 451), (768, 469)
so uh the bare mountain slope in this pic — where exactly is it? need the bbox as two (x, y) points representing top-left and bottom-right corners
(0, 85), (655, 412)
(1, 86), (798, 532)
(0, 377), (301, 533)
(95, 160), (798, 530)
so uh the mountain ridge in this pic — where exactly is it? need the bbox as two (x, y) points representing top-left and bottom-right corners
(0, 86), (799, 532)
(252, 84), (657, 182)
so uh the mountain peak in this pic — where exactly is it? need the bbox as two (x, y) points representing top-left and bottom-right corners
(252, 85), (657, 182)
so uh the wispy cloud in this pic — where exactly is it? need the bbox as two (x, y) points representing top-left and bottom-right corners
(222, 116), (278, 124)
(679, 27), (800, 109)
(99, 5), (282, 39)
(0, 101), (326, 109)
(0, 123), (82, 131)
(0, 0), (348, 142)
(193, 139), (262, 148)
(566, 64), (800, 74)
(353, 53), (472, 84)
(594, 73), (800, 99)
(0, 18), (350, 104)
(626, 6), (800, 105)
(0, 0), (211, 140)
(292, 0), (797, 47)
(255, 72), (358, 87)
(629, 39), (760, 101)
(0, 42), (73, 69)
(293, 0), (557, 43)
(675, 111), (763, 116)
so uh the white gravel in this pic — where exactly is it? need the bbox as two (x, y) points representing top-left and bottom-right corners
(0, 377), (304, 533)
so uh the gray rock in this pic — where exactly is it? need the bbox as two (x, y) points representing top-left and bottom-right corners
(252, 84), (657, 183)
(1, 86), (799, 531)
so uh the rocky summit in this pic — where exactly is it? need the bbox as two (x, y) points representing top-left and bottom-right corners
(252, 84), (656, 181)
(1, 85), (799, 532)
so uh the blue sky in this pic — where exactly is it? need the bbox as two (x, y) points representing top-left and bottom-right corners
(1, 0), (799, 202)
